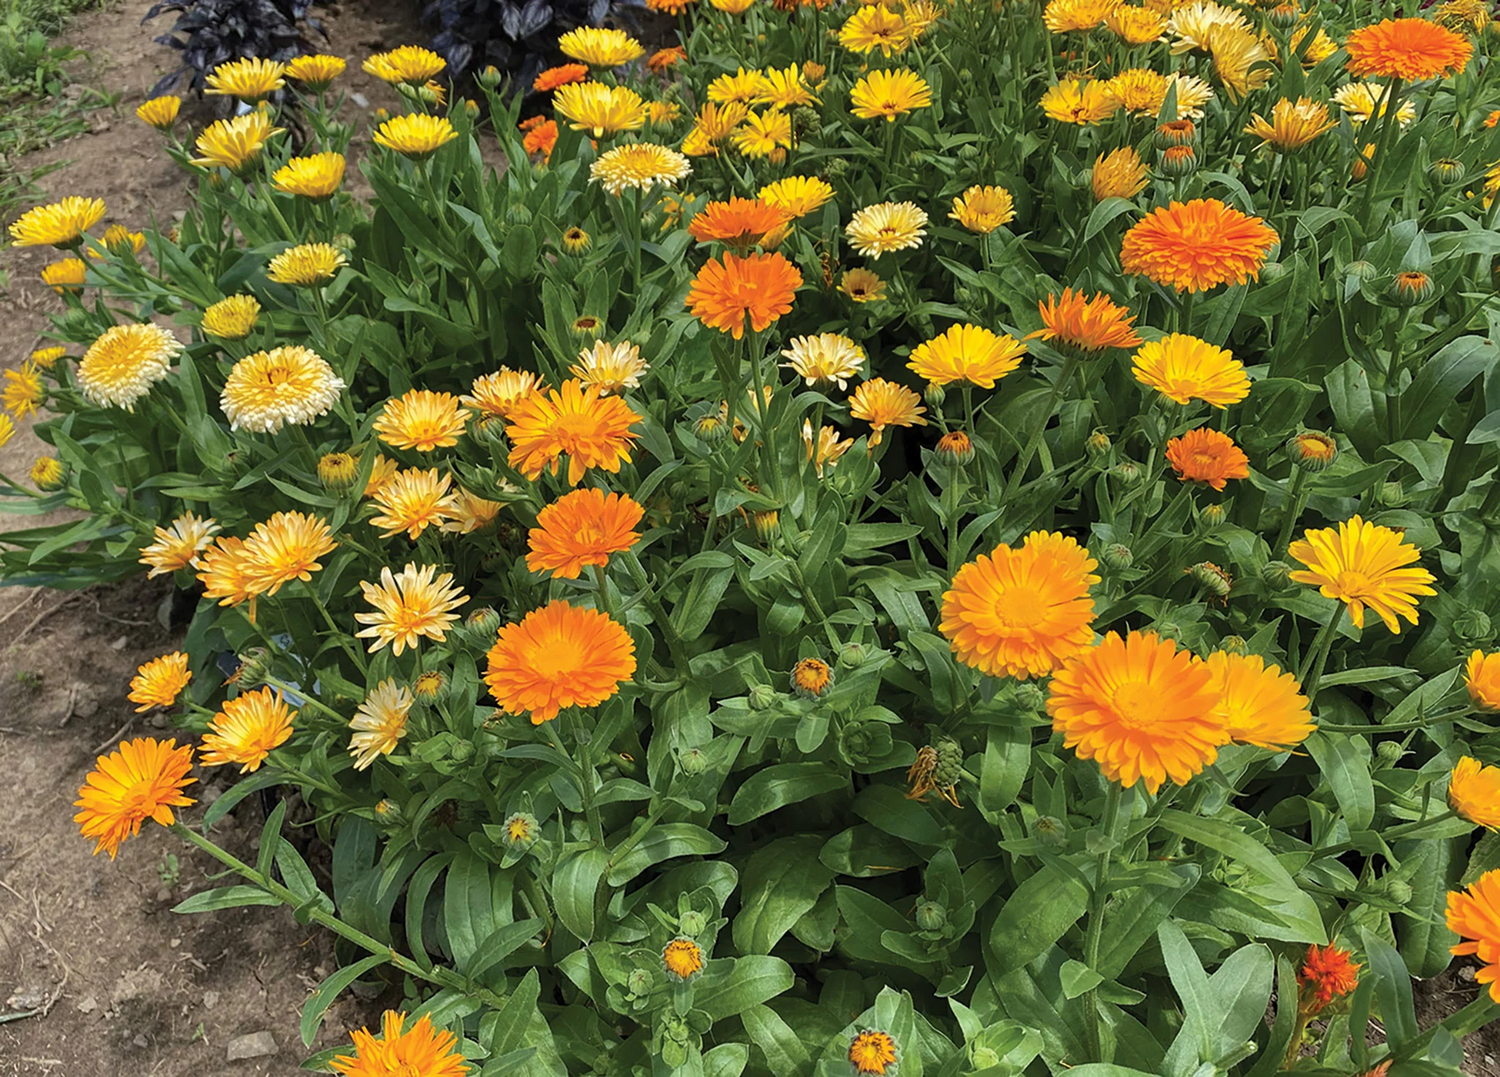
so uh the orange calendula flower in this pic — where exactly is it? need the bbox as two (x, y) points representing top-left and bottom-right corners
(74, 737), (196, 858)
(941, 531), (1099, 679)
(483, 600), (636, 723)
(1206, 652), (1314, 750)
(663, 938), (705, 979)
(197, 535), (262, 610)
(1344, 17), (1471, 80)
(355, 563), (469, 655)
(1121, 198), (1279, 293)
(687, 197), (794, 251)
(686, 251), (802, 338)
(1165, 427), (1249, 490)
(128, 652), (192, 712)
(373, 389), (470, 452)
(1288, 515), (1437, 633)
(1027, 287), (1143, 352)
(648, 46), (686, 72)
(1131, 334), (1250, 408)
(792, 657), (834, 698)
(907, 324), (1027, 389)
(849, 1030), (898, 1076)
(331, 1011), (469, 1077)
(523, 119), (558, 160)
(1467, 651), (1500, 710)
(534, 62), (590, 91)
(527, 488), (644, 579)
(1048, 630), (1227, 794)
(242, 510), (338, 596)
(200, 687), (296, 773)
(1448, 869), (1500, 1003)
(506, 380), (642, 485)
(849, 378), (926, 446)
(1299, 944), (1361, 1011)
(1449, 756), (1500, 829)
(139, 511), (220, 577)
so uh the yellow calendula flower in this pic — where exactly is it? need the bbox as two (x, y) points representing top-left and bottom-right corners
(204, 57), (287, 100)
(348, 680), (413, 770)
(708, 67), (773, 105)
(760, 175), (835, 218)
(557, 26), (645, 67)
(1331, 82), (1416, 127)
(272, 152), (346, 199)
(1045, 0), (1119, 32)
(3, 364), (45, 417)
(355, 563), (469, 656)
(949, 185), (1015, 233)
(709, 0), (755, 12)
(849, 377), (927, 446)
(242, 510), (338, 595)
(89, 223), (146, 258)
(41, 257), (87, 294)
(30, 456), (66, 490)
(267, 243), (348, 286)
(373, 113), (458, 159)
(201, 295), (261, 339)
(363, 45), (447, 85)
(192, 111), (284, 172)
(571, 340), (649, 396)
(804, 420), (856, 478)
(1449, 756), (1500, 829)
(1040, 79), (1119, 124)
(285, 54), (346, 91)
(841, 268), (887, 302)
(782, 333), (865, 389)
(647, 100), (682, 126)
(139, 512), (219, 577)
(1131, 333), (1249, 407)
(1106, 5), (1168, 44)
(128, 652), (192, 713)
(908, 324), (1027, 389)
(369, 467), (460, 539)
(374, 389), (470, 452)
(1467, 651), (1500, 711)
(1244, 96), (1336, 152)
(77, 322), (182, 411)
(663, 939), (705, 980)
(9, 196), (106, 248)
(732, 109), (793, 158)
(1288, 516), (1436, 633)
(754, 65), (819, 108)
(590, 143), (692, 195)
(29, 347), (66, 369)
(850, 68), (932, 121)
(838, 5), (909, 55)
(1167, 0), (1249, 52)
(201, 687), (296, 773)
(1208, 25), (1274, 102)
(553, 81), (647, 137)
(1092, 147), (1149, 200)
(135, 95), (181, 130)
(220, 346), (346, 433)
(1106, 67), (1170, 115)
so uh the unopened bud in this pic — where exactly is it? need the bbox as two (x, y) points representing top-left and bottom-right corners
(678, 747), (709, 776)
(837, 642), (868, 669)
(1086, 429), (1111, 459)
(1389, 270), (1434, 306)
(1101, 543), (1133, 570)
(924, 381), (947, 409)
(1218, 635), (1249, 654)
(914, 901), (946, 931)
(1261, 560), (1294, 591)
(934, 430), (975, 467)
(1159, 145), (1197, 177)
(1430, 158), (1466, 185)
(678, 909), (707, 935)
(748, 684), (779, 711)
(1188, 560), (1233, 598)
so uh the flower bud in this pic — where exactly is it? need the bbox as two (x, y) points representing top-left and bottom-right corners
(1159, 145), (1197, 177)
(30, 456), (66, 491)
(1013, 682), (1045, 713)
(1154, 620), (1184, 641)
(318, 451), (359, 493)
(837, 642), (868, 670)
(678, 747), (709, 776)
(331, 233), (356, 256)
(1353, 143), (1375, 181)
(956, 143), (980, 161)
(1261, 560), (1294, 591)
(1112, 460), (1142, 485)
(1033, 815), (1066, 846)
(1384, 878), (1413, 904)
(934, 430), (975, 467)
(1376, 740), (1405, 763)
(791, 657), (833, 699)
(693, 410), (728, 443)
(915, 901), (946, 931)
(924, 380), (947, 409)
(507, 202), (533, 225)
(1389, 270), (1433, 306)
(752, 509), (780, 542)
(1345, 259), (1379, 280)
(1454, 608), (1493, 644)
(1198, 502), (1227, 530)
(464, 606), (501, 643)
(232, 646), (274, 690)
(678, 909), (707, 936)
(413, 669), (448, 701)
(748, 683), (780, 710)
(502, 811), (540, 848)
(1101, 543), (1133, 570)
(1430, 158), (1466, 185)
(464, 98), (480, 118)
(1218, 635), (1249, 654)
(477, 64), (502, 88)
(1188, 560), (1233, 599)
(626, 969), (652, 996)
(1269, 2), (1299, 26)
(374, 798), (405, 827)
(1377, 480), (1408, 508)
(562, 226), (591, 254)
(1288, 430), (1338, 471)
(1155, 118), (1197, 148)
(450, 738), (476, 763)
(1086, 429), (1111, 459)
(803, 61), (826, 82)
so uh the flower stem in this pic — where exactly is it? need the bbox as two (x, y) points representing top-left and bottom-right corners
(1299, 604), (1345, 699)
(1084, 781), (1123, 1062)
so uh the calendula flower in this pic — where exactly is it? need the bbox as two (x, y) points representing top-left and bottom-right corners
(369, 468), (460, 539)
(1166, 0), (1249, 52)
(272, 152), (345, 199)
(29, 456), (64, 491)
(2, 365), (44, 417)
(318, 452), (359, 492)
(1208, 25), (1273, 101)
(1245, 97), (1335, 152)
(663, 939), (704, 979)
(908, 324), (1027, 389)
(74, 738), (195, 859)
(554, 81), (647, 137)
(1107, 67), (1170, 114)
(1434, 0), (1491, 33)
(1449, 757), (1500, 829)
(0, 414), (12, 449)
(527, 488), (644, 578)
(850, 68), (931, 121)
(1132, 334), (1250, 407)
(374, 389), (469, 452)
(197, 536), (261, 610)
(267, 243), (347, 286)
(534, 62), (590, 91)
(571, 340), (649, 395)
(1040, 79), (1119, 124)
(1467, 651), (1500, 710)
(364, 455), (401, 499)
(139, 512), (220, 577)
(760, 175), (835, 218)
(373, 114), (458, 158)
(243, 511), (337, 596)
(1448, 870), (1500, 1003)
(136, 95), (181, 129)
(205, 57), (286, 100)
(1028, 288), (1142, 352)
(348, 680), (413, 770)
(285, 54), (346, 91)
(221, 346), (346, 433)
(484, 600), (636, 723)
(463, 368), (544, 420)
(709, 67), (773, 105)
(846, 201), (928, 258)
(363, 45), (446, 84)
(128, 652), (192, 712)
(87, 223), (143, 259)
(804, 420), (855, 477)
(200, 295), (261, 340)
(1288, 516), (1437, 633)
(839, 5), (909, 54)
(522, 118), (559, 160)
(1049, 630), (1227, 794)
(1106, 5), (1167, 44)
(941, 531), (1098, 679)
(41, 257), (86, 293)
(646, 100), (681, 127)
(590, 143), (692, 195)
(1166, 73), (1215, 118)
(710, 0), (755, 12)
(355, 563), (469, 655)
(755, 64), (819, 108)
(849, 378), (926, 446)
(849, 1031), (898, 1076)
(201, 687), (296, 773)
(647, 46), (686, 72)
(688, 197), (793, 250)
(440, 488), (504, 535)
(1165, 427), (1250, 489)
(732, 108), (794, 158)
(507, 379), (642, 484)
(1299, 945), (1361, 1011)
(78, 322), (181, 411)
(331, 1011), (469, 1077)
(949, 186), (1016, 233)
(9, 196), (106, 248)
(841, 268), (887, 302)
(557, 26), (644, 67)
(29, 346), (65, 369)
(1206, 652), (1315, 750)
(1345, 17), (1471, 80)
(192, 111), (283, 172)
(561, 226), (590, 253)
(686, 251), (802, 338)
(1332, 81), (1416, 127)
(1045, 0), (1119, 31)
(781, 333), (865, 389)
(1121, 198), (1278, 293)
(1092, 147), (1149, 201)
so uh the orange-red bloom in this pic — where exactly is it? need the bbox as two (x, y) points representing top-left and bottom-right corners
(1165, 428), (1250, 490)
(1121, 198), (1279, 293)
(523, 119), (558, 160)
(534, 63), (590, 92)
(1026, 287), (1143, 351)
(687, 197), (794, 250)
(686, 252), (802, 338)
(1344, 18), (1471, 81)
(526, 488), (644, 578)
(506, 379), (641, 485)
(1298, 944), (1361, 1011)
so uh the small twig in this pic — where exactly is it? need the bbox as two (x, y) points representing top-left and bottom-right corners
(84, 592), (154, 627)
(89, 717), (135, 756)
(9, 595), (78, 648)
(58, 685), (79, 728)
(0, 590), (38, 630)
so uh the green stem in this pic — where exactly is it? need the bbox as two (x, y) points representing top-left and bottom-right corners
(1357, 78), (1404, 233)
(1002, 351), (1078, 508)
(564, 709), (606, 846)
(1273, 465), (1311, 554)
(1314, 809), (1459, 858)
(1299, 604), (1345, 699)
(1084, 782), (1123, 1062)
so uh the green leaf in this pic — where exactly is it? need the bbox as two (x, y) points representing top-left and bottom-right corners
(694, 955), (796, 1021)
(466, 918), (545, 980)
(704, 1043), (750, 1077)
(300, 954), (388, 1046)
(607, 824), (728, 885)
(444, 852), (501, 967)
(727, 763), (848, 825)
(1060, 960), (1103, 1000)
(553, 848), (609, 942)
(1361, 927), (1418, 1050)
(979, 727), (1029, 818)
(257, 799), (287, 884)
(1402, 336), (1496, 440)
(1096, 864), (1200, 980)
(171, 885), (280, 913)
(986, 862), (1089, 974)
(1394, 837), (1460, 979)
(1305, 733), (1375, 831)
(487, 967), (542, 1056)
(733, 835), (836, 954)
(742, 1004), (813, 1077)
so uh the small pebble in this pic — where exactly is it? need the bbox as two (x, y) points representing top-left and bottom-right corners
(226, 1031), (278, 1061)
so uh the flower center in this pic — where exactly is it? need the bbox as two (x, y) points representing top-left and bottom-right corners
(1112, 681), (1156, 729)
(994, 588), (1046, 630)
(1333, 569), (1372, 597)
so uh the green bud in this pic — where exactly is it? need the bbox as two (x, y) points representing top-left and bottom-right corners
(956, 143), (980, 161)
(678, 909), (707, 935)
(373, 798), (404, 827)
(1430, 158), (1466, 185)
(837, 642), (868, 669)
(1454, 608), (1493, 644)
(932, 734), (964, 787)
(1101, 543), (1133, 570)
(748, 683), (779, 711)
(450, 738), (476, 763)
(914, 901), (947, 931)
(233, 646), (274, 690)
(1389, 270), (1434, 306)
(1188, 561), (1233, 599)
(1154, 620), (1183, 641)
(679, 747), (709, 776)
(1198, 503), (1227, 530)
(837, 719), (893, 766)
(1013, 682), (1045, 713)
(1033, 815), (1066, 847)
(626, 969), (652, 996)
(1218, 635), (1249, 654)
(1376, 739), (1405, 763)
(331, 233), (356, 256)
(477, 64), (502, 88)
(1383, 878), (1413, 904)
(1345, 259), (1379, 280)
(1377, 480), (1408, 508)
(1112, 460), (1143, 485)
(1261, 560), (1294, 591)
(502, 811), (540, 848)
(924, 380), (947, 408)
(1086, 429), (1111, 459)
(464, 606), (502, 645)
